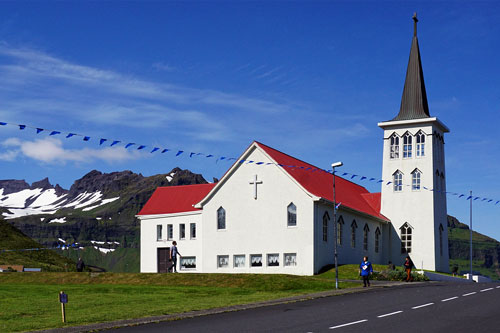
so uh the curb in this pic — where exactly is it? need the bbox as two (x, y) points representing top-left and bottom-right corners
(38, 280), (423, 333)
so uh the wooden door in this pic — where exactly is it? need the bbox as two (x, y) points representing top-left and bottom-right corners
(157, 247), (171, 273)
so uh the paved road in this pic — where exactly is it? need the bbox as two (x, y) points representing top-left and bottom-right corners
(109, 282), (500, 332)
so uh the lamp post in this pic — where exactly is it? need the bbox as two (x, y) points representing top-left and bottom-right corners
(332, 161), (343, 289)
(469, 190), (473, 280)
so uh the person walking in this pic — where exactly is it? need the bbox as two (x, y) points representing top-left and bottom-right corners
(359, 256), (373, 287)
(403, 256), (414, 282)
(170, 241), (182, 273)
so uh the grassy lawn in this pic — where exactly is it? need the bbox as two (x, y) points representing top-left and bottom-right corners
(0, 269), (363, 332)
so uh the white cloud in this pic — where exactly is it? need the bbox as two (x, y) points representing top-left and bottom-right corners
(2, 137), (140, 164)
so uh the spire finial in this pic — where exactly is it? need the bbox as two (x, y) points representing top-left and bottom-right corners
(413, 12), (418, 37)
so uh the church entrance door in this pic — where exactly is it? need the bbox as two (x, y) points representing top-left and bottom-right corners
(157, 247), (171, 273)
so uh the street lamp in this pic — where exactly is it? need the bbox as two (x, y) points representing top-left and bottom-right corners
(469, 190), (473, 280)
(332, 161), (343, 289)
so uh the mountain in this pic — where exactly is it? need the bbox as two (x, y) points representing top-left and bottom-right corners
(448, 215), (500, 280)
(0, 219), (75, 271)
(0, 167), (207, 272)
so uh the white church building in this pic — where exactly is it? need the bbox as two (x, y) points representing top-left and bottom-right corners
(138, 15), (450, 275)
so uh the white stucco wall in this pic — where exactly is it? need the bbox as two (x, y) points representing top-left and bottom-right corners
(198, 146), (316, 275)
(139, 211), (202, 273)
(379, 118), (450, 272)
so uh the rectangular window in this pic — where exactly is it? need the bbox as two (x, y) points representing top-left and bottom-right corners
(167, 224), (173, 240)
(217, 255), (229, 268)
(234, 255), (246, 268)
(363, 228), (369, 251)
(190, 223), (196, 239)
(351, 226), (356, 248)
(375, 230), (380, 253)
(267, 253), (279, 267)
(250, 254), (262, 267)
(156, 225), (162, 241)
(179, 224), (185, 240)
(180, 257), (196, 270)
(284, 253), (297, 266)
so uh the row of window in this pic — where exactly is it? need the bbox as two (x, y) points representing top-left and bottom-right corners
(335, 216), (381, 253)
(217, 203), (298, 230)
(392, 169), (445, 192)
(217, 253), (297, 268)
(157, 223), (196, 241)
(390, 131), (426, 159)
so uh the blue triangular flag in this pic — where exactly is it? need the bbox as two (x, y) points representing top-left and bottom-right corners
(111, 140), (120, 146)
(66, 133), (76, 138)
(50, 131), (61, 136)
(125, 143), (135, 148)
(161, 149), (169, 153)
(19, 125), (26, 130)
(36, 128), (44, 134)
(137, 145), (146, 150)
(0, 122), (6, 125)
(99, 139), (107, 145)
(83, 136), (90, 141)
(176, 150), (184, 156)
(151, 147), (159, 153)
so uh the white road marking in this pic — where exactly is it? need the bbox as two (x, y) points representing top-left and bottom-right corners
(377, 310), (403, 318)
(329, 319), (368, 329)
(441, 296), (459, 302)
(497, 286), (500, 289)
(462, 292), (477, 297)
(480, 288), (494, 292)
(412, 302), (434, 309)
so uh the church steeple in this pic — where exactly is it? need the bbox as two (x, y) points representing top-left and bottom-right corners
(392, 12), (430, 121)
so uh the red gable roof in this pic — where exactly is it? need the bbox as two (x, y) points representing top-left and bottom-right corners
(137, 183), (216, 216)
(256, 142), (388, 222)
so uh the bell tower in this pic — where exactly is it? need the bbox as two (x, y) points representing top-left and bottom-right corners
(378, 13), (450, 272)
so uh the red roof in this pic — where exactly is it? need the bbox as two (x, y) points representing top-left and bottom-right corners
(137, 183), (216, 216)
(256, 142), (388, 222)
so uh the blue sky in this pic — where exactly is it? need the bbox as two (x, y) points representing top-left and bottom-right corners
(0, 1), (499, 240)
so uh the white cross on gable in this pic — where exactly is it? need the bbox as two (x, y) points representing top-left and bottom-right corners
(249, 174), (263, 200)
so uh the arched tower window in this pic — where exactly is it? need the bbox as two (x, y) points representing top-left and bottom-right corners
(217, 207), (226, 230)
(416, 131), (425, 157)
(400, 222), (413, 253)
(390, 133), (400, 159)
(439, 224), (444, 256)
(375, 228), (381, 253)
(403, 132), (413, 158)
(287, 203), (297, 227)
(337, 216), (344, 245)
(393, 170), (403, 192)
(411, 169), (421, 191)
(351, 220), (358, 248)
(322, 212), (329, 242)
(363, 224), (370, 251)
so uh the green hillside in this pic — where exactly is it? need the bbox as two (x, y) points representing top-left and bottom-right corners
(0, 219), (76, 271)
(448, 215), (500, 280)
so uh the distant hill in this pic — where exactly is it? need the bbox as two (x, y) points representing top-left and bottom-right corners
(0, 219), (75, 271)
(448, 215), (500, 280)
(1, 167), (207, 272)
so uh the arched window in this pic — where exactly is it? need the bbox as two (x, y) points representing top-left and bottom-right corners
(416, 131), (425, 157)
(337, 216), (344, 245)
(390, 133), (400, 159)
(217, 207), (226, 230)
(322, 212), (329, 242)
(403, 132), (412, 158)
(393, 170), (403, 192)
(439, 224), (444, 256)
(363, 224), (370, 251)
(351, 220), (358, 248)
(411, 169), (421, 191)
(400, 222), (412, 253)
(375, 228), (381, 253)
(287, 203), (297, 227)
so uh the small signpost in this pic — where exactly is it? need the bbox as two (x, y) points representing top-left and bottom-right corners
(59, 291), (68, 323)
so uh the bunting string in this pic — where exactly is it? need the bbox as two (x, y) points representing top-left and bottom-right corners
(1, 120), (498, 206)
(0, 243), (80, 253)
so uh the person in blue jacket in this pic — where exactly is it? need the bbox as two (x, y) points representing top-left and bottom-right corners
(359, 256), (373, 287)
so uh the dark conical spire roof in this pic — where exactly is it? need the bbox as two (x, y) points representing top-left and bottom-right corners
(393, 13), (430, 121)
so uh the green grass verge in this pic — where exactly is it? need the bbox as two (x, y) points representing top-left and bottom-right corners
(0, 270), (363, 332)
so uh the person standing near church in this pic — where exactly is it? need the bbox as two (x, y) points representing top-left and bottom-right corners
(359, 256), (373, 287)
(403, 256), (414, 282)
(76, 258), (85, 272)
(170, 241), (182, 273)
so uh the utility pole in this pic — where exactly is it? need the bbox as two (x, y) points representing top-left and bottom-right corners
(332, 162), (343, 289)
(469, 190), (473, 280)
